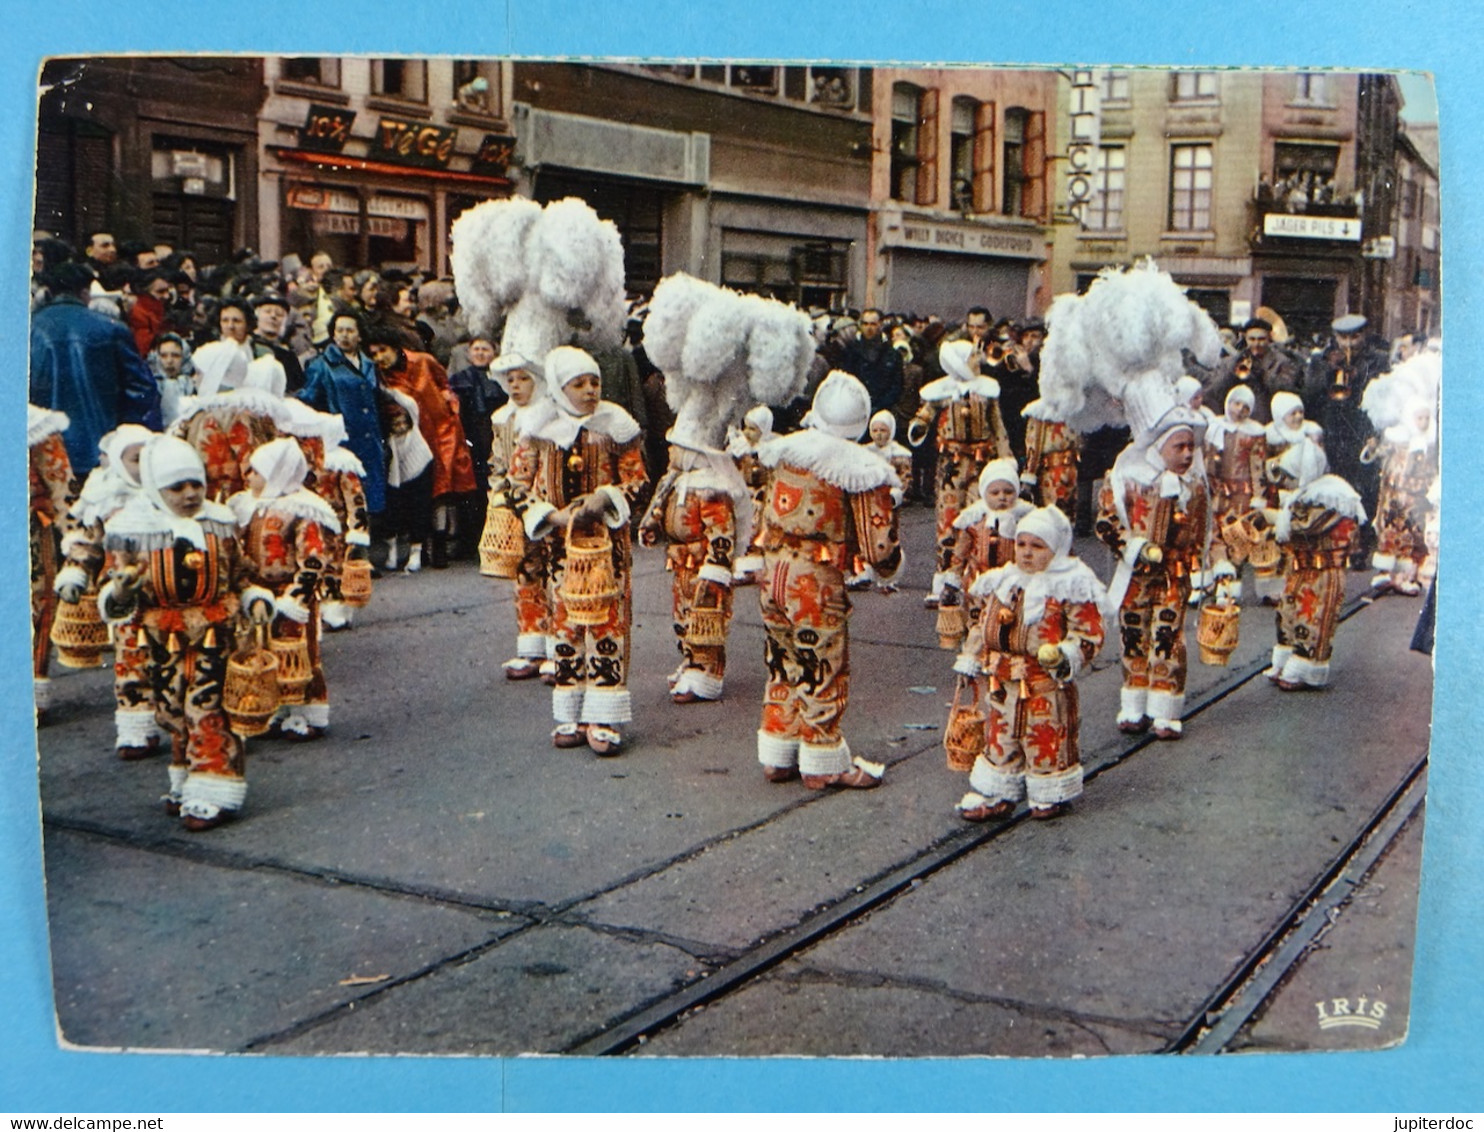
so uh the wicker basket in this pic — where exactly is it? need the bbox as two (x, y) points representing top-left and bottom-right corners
(224, 628), (280, 737)
(1196, 601), (1242, 666)
(944, 678), (985, 772)
(559, 528), (620, 626)
(271, 632), (313, 705)
(935, 603), (967, 651)
(687, 603), (728, 648)
(478, 505), (525, 579)
(50, 591), (110, 669)
(341, 558), (373, 607)
(1243, 513), (1282, 570)
(1219, 512), (1254, 561)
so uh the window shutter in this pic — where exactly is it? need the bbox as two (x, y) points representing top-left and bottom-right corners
(915, 87), (939, 206)
(972, 101), (996, 213)
(1023, 110), (1047, 219)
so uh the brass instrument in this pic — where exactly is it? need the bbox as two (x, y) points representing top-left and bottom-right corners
(985, 341), (1012, 367)
(906, 406), (933, 448)
(1234, 356), (1253, 381)
(1359, 436), (1382, 465)
(1330, 346), (1354, 402)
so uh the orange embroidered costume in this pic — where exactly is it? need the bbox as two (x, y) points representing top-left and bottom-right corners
(755, 371), (902, 788)
(1267, 438), (1366, 690)
(952, 505), (1106, 819)
(510, 346), (648, 755)
(229, 438), (343, 740)
(29, 405), (76, 719)
(98, 437), (272, 831)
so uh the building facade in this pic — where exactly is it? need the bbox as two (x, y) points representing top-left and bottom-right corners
(1384, 125), (1441, 339)
(1051, 69), (1406, 343)
(35, 57), (265, 263)
(504, 62), (873, 304)
(257, 57), (517, 275)
(866, 67), (1058, 321)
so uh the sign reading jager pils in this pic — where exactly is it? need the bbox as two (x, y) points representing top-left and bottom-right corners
(299, 105), (356, 153)
(371, 117), (458, 169)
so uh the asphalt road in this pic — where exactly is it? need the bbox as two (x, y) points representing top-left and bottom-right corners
(35, 503), (1431, 1057)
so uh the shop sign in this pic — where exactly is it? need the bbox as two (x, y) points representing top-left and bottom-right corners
(299, 105), (356, 153)
(371, 117), (457, 169)
(1263, 213), (1362, 241)
(471, 133), (516, 177)
(882, 215), (1037, 259)
(1066, 70), (1102, 227)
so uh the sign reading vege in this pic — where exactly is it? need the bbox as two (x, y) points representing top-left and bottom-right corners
(371, 118), (458, 169)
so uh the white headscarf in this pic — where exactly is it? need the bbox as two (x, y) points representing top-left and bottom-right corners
(191, 339), (251, 398)
(137, 436), (216, 548)
(248, 437), (310, 502)
(974, 504), (1107, 627)
(385, 388), (435, 486)
(73, 424), (154, 526)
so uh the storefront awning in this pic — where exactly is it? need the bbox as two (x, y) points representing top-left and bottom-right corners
(272, 147), (513, 190)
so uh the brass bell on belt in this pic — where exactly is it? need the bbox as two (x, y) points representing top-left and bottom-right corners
(183, 550), (204, 571)
(567, 453), (585, 473)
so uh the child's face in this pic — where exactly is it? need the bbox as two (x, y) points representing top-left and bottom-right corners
(869, 420), (892, 445)
(1283, 406), (1305, 430)
(508, 369), (535, 407)
(159, 478), (205, 518)
(1159, 428), (1196, 475)
(1015, 533), (1054, 575)
(563, 372), (601, 416)
(1228, 399), (1251, 423)
(120, 444), (143, 483)
(983, 480), (1017, 511)
(246, 467), (267, 497)
(742, 423), (762, 446)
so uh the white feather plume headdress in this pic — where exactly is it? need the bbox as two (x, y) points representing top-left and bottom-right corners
(450, 196), (627, 366)
(1361, 350), (1441, 432)
(1036, 259), (1222, 435)
(642, 273), (814, 452)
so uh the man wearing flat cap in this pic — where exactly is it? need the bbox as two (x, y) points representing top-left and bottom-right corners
(1205, 317), (1302, 425)
(1303, 312), (1390, 566)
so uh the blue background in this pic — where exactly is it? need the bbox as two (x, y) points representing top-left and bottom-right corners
(2, 0), (1478, 1112)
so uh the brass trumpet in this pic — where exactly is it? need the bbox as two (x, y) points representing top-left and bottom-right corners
(907, 407), (933, 448)
(1234, 356), (1253, 381)
(1329, 346), (1354, 401)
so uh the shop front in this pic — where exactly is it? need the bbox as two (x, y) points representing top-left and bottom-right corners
(876, 209), (1044, 320)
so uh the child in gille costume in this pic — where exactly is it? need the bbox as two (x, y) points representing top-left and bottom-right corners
(754, 370), (902, 789)
(726, 404), (777, 584)
(951, 505), (1107, 821)
(229, 437), (343, 740)
(510, 346), (648, 755)
(29, 404), (76, 722)
(635, 274), (814, 706)
(56, 424), (160, 757)
(1360, 351), (1440, 597)
(938, 458), (1032, 650)
(1266, 437), (1366, 690)
(98, 437), (272, 831)
(846, 409), (913, 593)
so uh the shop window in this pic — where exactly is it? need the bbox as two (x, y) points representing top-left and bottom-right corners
(373, 59), (427, 103)
(1002, 108), (1027, 216)
(1172, 71), (1218, 102)
(1169, 143), (1213, 231)
(282, 57), (340, 87)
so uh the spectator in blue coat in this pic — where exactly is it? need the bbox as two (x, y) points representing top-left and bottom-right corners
(298, 311), (389, 517)
(29, 261), (162, 476)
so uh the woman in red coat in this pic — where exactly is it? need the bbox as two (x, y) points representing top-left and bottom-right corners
(367, 327), (476, 568)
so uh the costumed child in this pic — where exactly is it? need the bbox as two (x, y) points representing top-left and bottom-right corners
(510, 346), (648, 755)
(29, 405), (76, 722)
(1265, 437), (1366, 690)
(55, 424), (161, 757)
(727, 404), (777, 584)
(484, 350), (559, 682)
(908, 338), (1012, 610)
(754, 370), (902, 789)
(1358, 350), (1440, 597)
(950, 505), (1106, 821)
(636, 275), (812, 706)
(169, 339), (287, 501)
(311, 410), (373, 630)
(1203, 386), (1266, 604)
(1097, 383), (1210, 739)
(97, 436), (271, 831)
(229, 437), (343, 740)
(847, 409), (912, 593)
(938, 458), (1031, 651)
(1254, 391), (1324, 604)
(1020, 398), (1080, 520)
